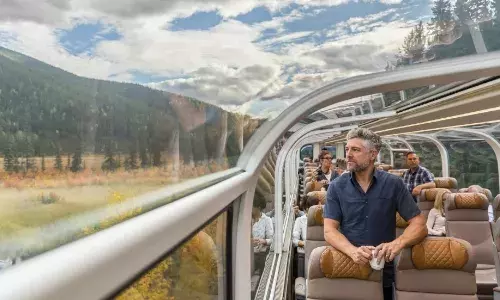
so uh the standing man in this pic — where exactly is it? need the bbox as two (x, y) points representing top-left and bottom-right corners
(323, 128), (427, 300)
(402, 152), (436, 201)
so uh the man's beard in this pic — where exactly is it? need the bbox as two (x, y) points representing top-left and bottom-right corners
(347, 161), (371, 173)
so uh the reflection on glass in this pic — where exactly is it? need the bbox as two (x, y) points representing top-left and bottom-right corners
(252, 152), (276, 299)
(0, 48), (265, 261)
(115, 211), (227, 300)
(443, 140), (499, 196)
(410, 142), (443, 177)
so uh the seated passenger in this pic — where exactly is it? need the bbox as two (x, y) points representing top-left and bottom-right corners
(316, 151), (337, 190)
(324, 128), (427, 300)
(252, 194), (274, 272)
(292, 193), (321, 249)
(402, 151), (436, 201)
(426, 189), (448, 236)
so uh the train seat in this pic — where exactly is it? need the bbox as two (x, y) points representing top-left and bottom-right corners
(493, 195), (500, 222)
(396, 212), (408, 238)
(445, 192), (496, 298)
(418, 188), (451, 219)
(295, 205), (328, 298)
(395, 237), (478, 300)
(434, 177), (458, 192)
(307, 246), (384, 300)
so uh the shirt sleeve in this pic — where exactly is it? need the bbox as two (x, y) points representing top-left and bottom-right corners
(324, 181), (342, 222)
(265, 217), (274, 245)
(395, 179), (421, 221)
(422, 169), (435, 183)
(292, 218), (301, 247)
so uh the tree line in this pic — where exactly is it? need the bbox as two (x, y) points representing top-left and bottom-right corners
(0, 47), (263, 174)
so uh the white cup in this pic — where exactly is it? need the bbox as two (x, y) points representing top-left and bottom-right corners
(370, 250), (385, 270)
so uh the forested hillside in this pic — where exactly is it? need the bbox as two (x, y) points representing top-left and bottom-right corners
(0, 46), (263, 173)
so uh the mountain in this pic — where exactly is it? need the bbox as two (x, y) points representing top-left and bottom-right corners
(0, 46), (263, 171)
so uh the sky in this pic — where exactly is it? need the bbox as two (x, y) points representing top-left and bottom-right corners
(0, 0), (433, 118)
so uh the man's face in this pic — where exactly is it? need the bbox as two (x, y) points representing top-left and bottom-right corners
(345, 138), (376, 172)
(406, 153), (420, 168)
(322, 154), (332, 169)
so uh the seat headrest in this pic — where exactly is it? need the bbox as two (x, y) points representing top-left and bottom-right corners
(307, 205), (324, 226)
(397, 237), (475, 273)
(378, 164), (392, 171)
(305, 181), (322, 193)
(419, 188), (451, 202)
(308, 246), (381, 281)
(388, 169), (405, 177)
(445, 192), (489, 210)
(396, 212), (408, 228)
(493, 194), (500, 217)
(493, 218), (500, 251)
(434, 177), (458, 190)
(307, 191), (326, 204)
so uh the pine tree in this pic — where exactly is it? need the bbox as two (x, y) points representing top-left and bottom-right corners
(70, 149), (83, 173)
(125, 148), (139, 170)
(140, 146), (149, 169)
(41, 155), (46, 172)
(102, 143), (118, 172)
(399, 21), (427, 65)
(428, 0), (457, 44)
(54, 150), (63, 171)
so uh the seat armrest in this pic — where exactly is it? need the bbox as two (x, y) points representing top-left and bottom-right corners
(295, 277), (306, 297)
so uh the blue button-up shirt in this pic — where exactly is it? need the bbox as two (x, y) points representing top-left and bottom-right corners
(324, 169), (421, 247)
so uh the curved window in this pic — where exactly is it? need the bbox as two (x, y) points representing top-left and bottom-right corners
(442, 138), (498, 195)
(300, 145), (313, 161)
(410, 141), (443, 177)
(114, 209), (230, 300)
(379, 144), (392, 165)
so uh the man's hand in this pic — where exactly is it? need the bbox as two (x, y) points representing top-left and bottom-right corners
(349, 246), (375, 265)
(374, 240), (404, 263)
(412, 186), (422, 196)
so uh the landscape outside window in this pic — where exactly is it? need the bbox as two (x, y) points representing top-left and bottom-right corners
(0, 0), (499, 280)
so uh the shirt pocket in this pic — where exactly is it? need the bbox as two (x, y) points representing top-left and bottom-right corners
(342, 198), (366, 227)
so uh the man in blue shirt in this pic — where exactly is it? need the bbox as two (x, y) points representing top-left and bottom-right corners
(324, 128), (427, 300)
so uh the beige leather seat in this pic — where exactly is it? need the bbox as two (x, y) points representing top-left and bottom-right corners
(395, 237), (478, 300)
(493, 195), (500, 222)
(307, 246), (383, 300)
(305, 181), (323, 194)
(378, 164), (393, 171)
(307, 191), (327, 205)
(295, 205), (328, 298)
(445, 192), (496, 299)
(389, 169), (406, 177)
(396, 212), (408, 238)
(418, 188), (451, 219)
(434, 177), (458, 192)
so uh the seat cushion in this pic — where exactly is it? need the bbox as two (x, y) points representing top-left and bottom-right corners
(307, 278), (383, 300)
(395, 290), (479, 300)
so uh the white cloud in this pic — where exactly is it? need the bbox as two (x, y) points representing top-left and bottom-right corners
(0, 0), (419, 113)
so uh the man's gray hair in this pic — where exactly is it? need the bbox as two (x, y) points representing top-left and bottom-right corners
(346, 128), (382, 151)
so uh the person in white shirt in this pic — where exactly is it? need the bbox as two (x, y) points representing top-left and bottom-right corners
(426, 189), (449, 236)
(252, 195), (273, 252)
(292, 193), (321, 248)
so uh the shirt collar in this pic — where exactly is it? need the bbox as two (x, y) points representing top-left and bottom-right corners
(349, 167), (380, 183)
(409, 165), (421, 174)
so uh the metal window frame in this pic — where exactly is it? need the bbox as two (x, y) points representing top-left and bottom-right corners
(405, 133), (450, 177)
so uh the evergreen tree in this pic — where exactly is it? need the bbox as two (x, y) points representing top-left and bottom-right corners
(428, 0), (457, 44)
(66, 154), (71, 170)
(54, 150), (63, 171)
(398, 21), (427, 65)
(140, 146), (149, 169)
(70, 149), (83, 173)
(41, 155), (46, 172)
(102, 143), (118, 171)
(125, 148), (139, 170)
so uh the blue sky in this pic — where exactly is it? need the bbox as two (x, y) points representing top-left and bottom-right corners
(0, 0), (435, 117)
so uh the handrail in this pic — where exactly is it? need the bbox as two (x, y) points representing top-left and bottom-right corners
(0, 168), (250, 300)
